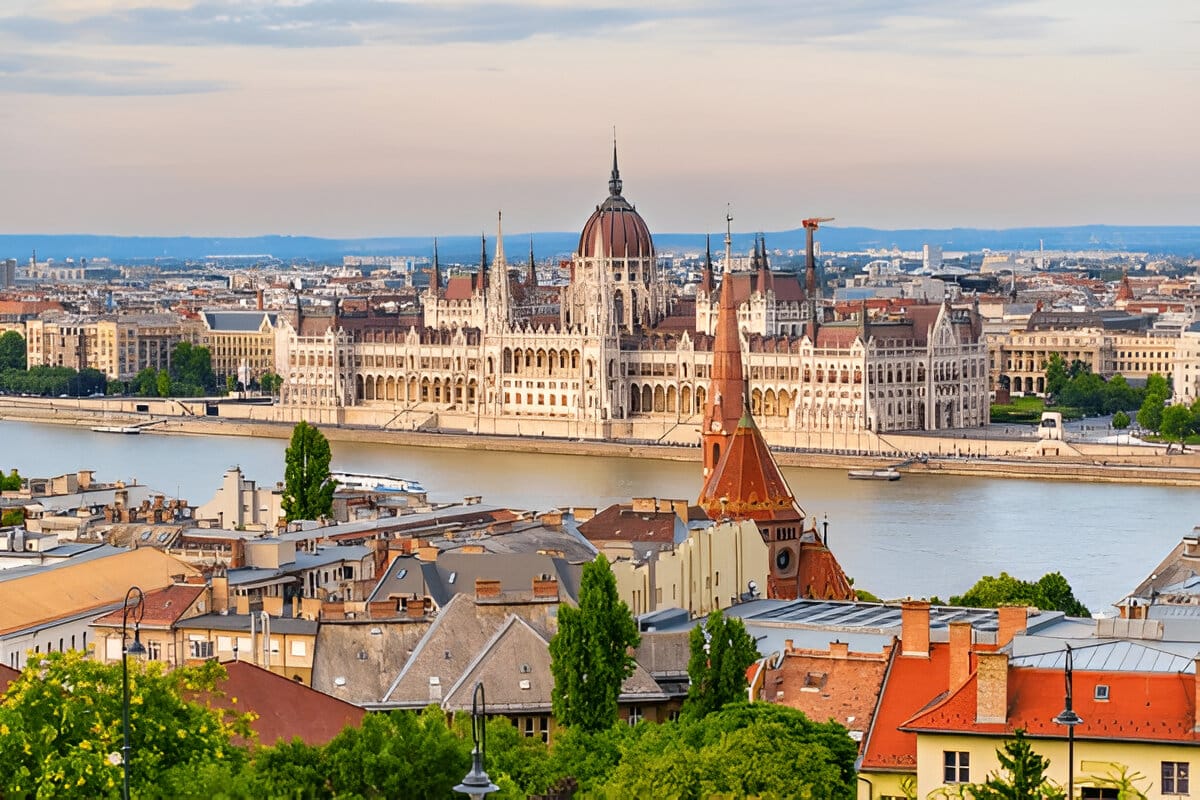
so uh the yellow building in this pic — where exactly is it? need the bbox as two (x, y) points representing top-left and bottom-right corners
(196, 310), (279, 386)
(902, 650), (1199, 798)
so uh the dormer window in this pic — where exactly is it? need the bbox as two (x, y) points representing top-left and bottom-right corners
(1094, 684), (1110, 701)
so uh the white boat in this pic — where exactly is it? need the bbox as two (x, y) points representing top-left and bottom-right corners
(848, 468), (901, 481)
(91, 425), (141, 435)
(330, 471), (425, 494)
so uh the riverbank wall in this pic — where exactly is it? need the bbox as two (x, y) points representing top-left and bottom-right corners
(4, 396), (1200, 485)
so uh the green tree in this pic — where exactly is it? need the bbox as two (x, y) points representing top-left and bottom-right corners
(0, 468), (21, 491)
(595, 703), (857, 800)
(951, 571), (1089, 617)
(170, 341), (216, 395)
(1137, 391), (1166, 433)
(970, 729), (1065, 800)
(1161, 404), (1193, 442)
(282, 421), (335, 522)
(684, 610), (760, 719)
(226, 374), (238, 394)
(0, 508), (23, 526)
(1112, 410), (1130, 430)
(550, 553), (641, 732)
(0, 650), (250, 799)
(156, 369), (172, 398)
(259, 371), (282, 396)
(1043, 354), (1069, 399)
(135, 367), (160, 396)
(0, 330), (26, 371)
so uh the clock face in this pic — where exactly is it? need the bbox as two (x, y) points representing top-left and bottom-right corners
(710, 420), (721, 432)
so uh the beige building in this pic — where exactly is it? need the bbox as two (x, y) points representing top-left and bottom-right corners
(25, 314), (189, 380)
(611, 519), (768, 618)
(194, 467), (282, 531)
(196, 310), (279, 386)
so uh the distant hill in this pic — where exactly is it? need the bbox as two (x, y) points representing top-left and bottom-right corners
(2, 225), (1198, 264)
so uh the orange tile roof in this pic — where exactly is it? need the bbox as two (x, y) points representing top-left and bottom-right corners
(795, 540), (856, 601)
(92, 584), (206, 629)
(768, 645), (893, 743)
(196, 661), (365, 747)
(443, 275), (476, 301)
(902, 666), (1200, 745)
(860, 643), (954, 771)
(698, 408), (805, 523)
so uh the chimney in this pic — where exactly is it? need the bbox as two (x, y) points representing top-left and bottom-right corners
(532, 577), (559, 599)
(631, 497), (656, 513)
(949, 620), (973, 691)
(783, 639), (794, 652)
(829, 640), (849, 659)
(975, 652), (1009, 724)
(235, 594), (250, 615)
(475, 578), (502, 600)
(405, 595), (428, 619)
(900, 599), (931, 657)
(997, 606), (1029, 648)
(256, 288), (264, 310)
(1194, 657), (1200, 733)
(417, 545), (439, 562)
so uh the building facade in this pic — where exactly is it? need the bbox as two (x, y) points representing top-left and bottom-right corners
(276, 152), (990, 444)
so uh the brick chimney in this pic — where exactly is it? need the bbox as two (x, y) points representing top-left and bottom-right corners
(900, 599), (931, 657)
(997, 606), (1029, 648)
(475, 578), (502, 600)
(829, 640), (849, 659)
(532, 577), (559, 599)
(949, 620), (973, 691)
(975, 652), (1009, 724)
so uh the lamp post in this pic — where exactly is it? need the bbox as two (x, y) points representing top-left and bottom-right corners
(454, 682), (499, 799)
(1053, 644), (1082, 800)
(121, 586), (146, 800)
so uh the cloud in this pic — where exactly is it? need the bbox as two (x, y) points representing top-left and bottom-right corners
(0, 52), (228, 96)
(0, 0), (1058, 51)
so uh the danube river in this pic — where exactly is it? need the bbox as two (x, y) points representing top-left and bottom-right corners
(2, 420), (1194, 613)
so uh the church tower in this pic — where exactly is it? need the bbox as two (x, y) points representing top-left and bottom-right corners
(698, 216), (855, 602)
(486, 212), (512, 330)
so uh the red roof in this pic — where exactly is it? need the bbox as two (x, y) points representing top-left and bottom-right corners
(443, 275), (476, 301)
(199, 661), (365, 747)
(92, 584), (206, 629)
(768, 645), (892, 742)
(902, 665), (1200, 745)
(860, 643), (955, 771)
(0, 664), (18, 696)
(699, 408), (805, 523)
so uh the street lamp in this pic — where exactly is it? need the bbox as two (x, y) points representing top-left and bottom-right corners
(454, 682), (499, 800)
(121, 586), (146, 800)
(1053, 644), (1082, 800)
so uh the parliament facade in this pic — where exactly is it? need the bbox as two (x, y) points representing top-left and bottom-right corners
(277, 151), (989, 448)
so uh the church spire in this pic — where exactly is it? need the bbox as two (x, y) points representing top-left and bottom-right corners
(608, 135), (623, 198)
(494, 211), (506, 266)
(476, 233), (487, 293)
(700, 211), (746, 484)
(699, 234), (714, 296)
(430, 237), (440, 297)
(527, 235), (537, 288)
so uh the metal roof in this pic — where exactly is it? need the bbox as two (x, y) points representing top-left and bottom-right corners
(1010, 641), (1197, 674)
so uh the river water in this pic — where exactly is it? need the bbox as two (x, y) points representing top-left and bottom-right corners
(2, 420), (1194, 613)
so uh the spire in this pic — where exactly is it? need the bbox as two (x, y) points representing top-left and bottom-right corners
(608, 135), (623, 198)
(527, 235), (537, 287)
(756, 235), (772, 295)
(476, 234), (487, 293)
(494, 211), (506, 266)
(700, 234), (714, 295)
(430, 237), (440, 297)
(700, 210), (747, 484)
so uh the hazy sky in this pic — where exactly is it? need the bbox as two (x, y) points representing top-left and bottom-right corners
(0, 0), (1196, 237)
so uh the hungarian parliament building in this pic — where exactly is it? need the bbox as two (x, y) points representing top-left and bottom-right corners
(277, 152), (989, 447)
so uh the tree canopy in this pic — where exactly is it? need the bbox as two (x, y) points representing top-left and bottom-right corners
(169, 341), (217, 396)
(684, 610), (760, 719)
(281, 421), (335, 522)
(1041, 355), (1141, 415)
(950, 571), (1090, 617)
(550, 553), (641, 732)
(0, 330), (26, 371)
(969, 729), (1064, 800)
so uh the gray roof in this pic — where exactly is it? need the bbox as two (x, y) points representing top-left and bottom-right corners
(202, 311), (278, 332)
(368, 551), (581, 608)
(310, 618), (434, 706)
(1010, 640), (1197, 674)
(292, 545), (371, 571)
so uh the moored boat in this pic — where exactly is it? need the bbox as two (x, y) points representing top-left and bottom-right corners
(848, 468), (901, 481)
(330, 471), (425, 493)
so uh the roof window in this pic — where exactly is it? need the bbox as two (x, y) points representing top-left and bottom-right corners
(1094, 684), (1110, 701)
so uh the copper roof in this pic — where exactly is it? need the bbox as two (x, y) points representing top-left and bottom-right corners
(577, 148), (654, 260)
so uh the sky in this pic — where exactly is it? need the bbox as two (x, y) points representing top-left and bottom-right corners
(0, 0), (1197, 237)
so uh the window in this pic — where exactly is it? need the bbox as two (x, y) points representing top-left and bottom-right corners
(627, 706), (643, 726)
(1080, 789), (1118, 800)
(291, 640), (307, 657)
(146, 640), (162, 661)
(1164, 762), (1190, 795)
(943, 751), (969, 783)
(189, 640), (214, 659)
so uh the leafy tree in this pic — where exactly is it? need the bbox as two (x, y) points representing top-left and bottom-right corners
(1161, 404), (1193, 442)
(259, 371), (282, 396)
(156, 369), (172, 398)
(134, 367), (160, 397)
(0, 330), (26, 371)
(282, 420), (335, 522)
(951, 571), (1089, 617)
(550, 553), (641, 732)
(0, 508), (23, 526)
(1136, 391), (1166, 433)
(1043, 354), (1069, 400)
(1111, 410), (1130, 430)
(0, 468), (21, 491)
(684, 610), (760, 718)
(594, 703), (857, 799)
(0, 650), (250, 799)
(1145, 372), (1170, 398)
(1102, 375), (1139, 414)
(170, 341), (216, 395)
(226, 374), (238, 394)
(970, 729), (1064, 800)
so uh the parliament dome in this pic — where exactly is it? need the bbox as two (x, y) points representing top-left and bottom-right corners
(577, 147), (655, 260)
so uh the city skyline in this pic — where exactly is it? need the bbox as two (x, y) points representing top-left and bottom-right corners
(0, 0), (1196, 237)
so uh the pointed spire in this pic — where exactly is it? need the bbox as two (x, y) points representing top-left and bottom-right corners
(756, 234), (772, 295)
(430, 237), (440, 296)
(700, 208), (746, 484)
(527, 235), (537, 288)
(608, 133), (623, 197)
(700, 234), (714, 295)
(476, 233), (487, 293)
(494, 211), (506, 265)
